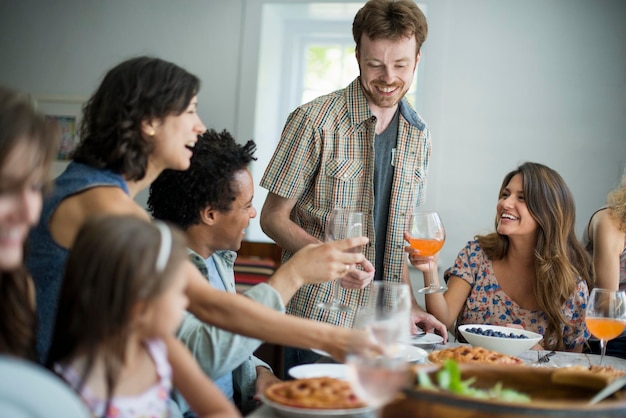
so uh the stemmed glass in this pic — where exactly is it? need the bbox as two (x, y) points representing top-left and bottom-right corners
(585, 288), (626, 365)
(406, 210), (446, 294)
(317, 208), (363, 312)
(345, 282), (412, 417)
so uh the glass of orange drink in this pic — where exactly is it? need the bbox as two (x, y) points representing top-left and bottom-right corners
(406, 211), (446, 294)
(585, 288), (626, 365)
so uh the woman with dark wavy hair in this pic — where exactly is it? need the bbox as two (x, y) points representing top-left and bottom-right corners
(0, 86), (57, 359)
(408, 162), (592, 351)
(26, 56), (372, 368)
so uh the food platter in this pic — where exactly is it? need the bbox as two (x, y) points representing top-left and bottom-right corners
(382, 363), (626, 418)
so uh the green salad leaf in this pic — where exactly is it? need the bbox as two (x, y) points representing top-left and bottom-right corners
(417, 359), (531, 403)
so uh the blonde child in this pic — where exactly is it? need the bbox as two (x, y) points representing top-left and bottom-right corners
(46, 215), (240, 418)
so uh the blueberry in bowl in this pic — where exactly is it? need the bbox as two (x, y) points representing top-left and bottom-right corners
(458, 324), (543, 357)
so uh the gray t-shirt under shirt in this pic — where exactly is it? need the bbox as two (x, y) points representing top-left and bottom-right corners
(373, 109), (399, 281)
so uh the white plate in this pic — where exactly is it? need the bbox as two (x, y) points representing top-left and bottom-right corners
(259, 394), (374, 417)
(397, 344), (428, 363)
(406, 332), (444, 345)
(314, 344), (427, 363)
(288, 363), (348, 380)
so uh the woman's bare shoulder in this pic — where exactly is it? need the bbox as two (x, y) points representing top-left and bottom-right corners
(50, 186), (149, 247)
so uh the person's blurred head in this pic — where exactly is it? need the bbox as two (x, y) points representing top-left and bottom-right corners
(47, 216), (189, 385)
(73, 56), (205, 180)
(607, 172), (626, 233)
(148, 129), (257, 254)
(353, 0), (427, 110)
(0, 86), (57, 270)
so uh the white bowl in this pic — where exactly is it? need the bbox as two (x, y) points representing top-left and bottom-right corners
(457, 324), (543, 357)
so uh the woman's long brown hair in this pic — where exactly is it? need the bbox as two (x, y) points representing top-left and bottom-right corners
(0, 86), (57, 359)
(477, 162), (592, 350)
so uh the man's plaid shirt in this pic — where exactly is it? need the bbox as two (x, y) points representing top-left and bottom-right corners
(261, 77), (431, 327)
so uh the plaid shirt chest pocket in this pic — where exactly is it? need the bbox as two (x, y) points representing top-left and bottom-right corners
(319, 159), (365, 208)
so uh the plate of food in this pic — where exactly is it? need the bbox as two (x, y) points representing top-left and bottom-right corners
(288, 363), (348, 380)
(261, 377), (375, 417)
(427, 345), (524, 366)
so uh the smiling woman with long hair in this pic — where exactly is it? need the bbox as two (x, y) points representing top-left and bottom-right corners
(0, 86), (57, 359)
(409, 162), (593, 352)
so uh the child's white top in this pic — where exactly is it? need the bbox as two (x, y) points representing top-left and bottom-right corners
(55, 338), (172, 418)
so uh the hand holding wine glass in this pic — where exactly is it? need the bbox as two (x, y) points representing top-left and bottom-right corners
(317, 208), (364, 312)
(405, 210), (447, 294)
(585, 288), (626, 365)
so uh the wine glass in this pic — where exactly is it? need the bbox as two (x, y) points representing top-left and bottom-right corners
(345, 282), (412, 417)
(406, 210), (446, 294)
(585, 288), (626, 365)
(317, 208), (363, 312)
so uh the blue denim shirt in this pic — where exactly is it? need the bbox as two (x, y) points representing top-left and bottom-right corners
(26, 162), (128, 363)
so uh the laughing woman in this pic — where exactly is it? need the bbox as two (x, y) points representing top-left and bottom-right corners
(26, 56), (370, 365)
(407, 162), (593, 352)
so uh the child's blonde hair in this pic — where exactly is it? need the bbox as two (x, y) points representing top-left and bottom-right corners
(607, 172), (626, 233)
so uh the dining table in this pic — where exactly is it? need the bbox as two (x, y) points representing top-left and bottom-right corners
(245, 339), (626, 417)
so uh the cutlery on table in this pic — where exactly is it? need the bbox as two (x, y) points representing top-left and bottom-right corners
(538, 350), (556, 364)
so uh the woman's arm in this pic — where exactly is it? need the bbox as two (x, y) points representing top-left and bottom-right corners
(167, 336), (241, 418)
(184, 239), (369, 361)
(405, 239), (470, 330)
(591, 210), (624, 290)
(424, 275), (471, 330)
(264, 236), (369, 303)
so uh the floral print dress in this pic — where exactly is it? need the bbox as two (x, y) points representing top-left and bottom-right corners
(444, 240), (589, 350)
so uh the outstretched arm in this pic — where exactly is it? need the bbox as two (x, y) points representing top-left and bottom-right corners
(261, 193), (375, 291)
(263, 235), (370, 302)
(184, 239), (369, 361)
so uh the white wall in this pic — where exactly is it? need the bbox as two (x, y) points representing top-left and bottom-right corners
(2, 0), (625, 282)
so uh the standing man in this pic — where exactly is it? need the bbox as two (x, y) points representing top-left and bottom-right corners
(260, 0), (446, 369)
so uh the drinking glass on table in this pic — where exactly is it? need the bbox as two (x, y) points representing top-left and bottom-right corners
(406, 210), (446, 294)
(585, 288), (626, 365)
(346, 282), (412, 417)
(317, 208), (364, 312)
